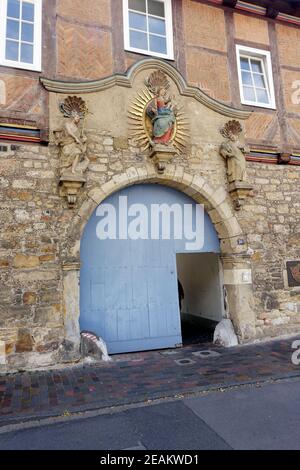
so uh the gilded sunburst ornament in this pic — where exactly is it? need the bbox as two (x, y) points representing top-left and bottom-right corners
(129, 70), (189, 152)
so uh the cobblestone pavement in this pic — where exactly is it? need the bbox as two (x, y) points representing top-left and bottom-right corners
(0, 336), (300, 426)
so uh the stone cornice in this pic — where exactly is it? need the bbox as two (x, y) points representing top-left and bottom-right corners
(40, 59), (252, 120)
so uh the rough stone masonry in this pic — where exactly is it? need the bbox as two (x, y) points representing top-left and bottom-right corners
(0, 62), (299, 372)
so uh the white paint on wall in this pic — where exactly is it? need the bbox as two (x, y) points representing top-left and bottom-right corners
(0, 80), (6, 105)
(176, 253), (224, 322)
(223, 269), (252, 285)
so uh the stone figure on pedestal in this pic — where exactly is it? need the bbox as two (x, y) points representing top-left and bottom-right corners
(54, 96), (89, 177)
(54, 96), (90, 207)
(129, 69), (188, 174)
(220, 120), (247, 183)
(219, 120), (253, 210)
(145, 70), (177, 146)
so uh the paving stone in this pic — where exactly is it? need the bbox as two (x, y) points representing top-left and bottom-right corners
(0, 337), (299, 425)
(175, 358), (197, 366)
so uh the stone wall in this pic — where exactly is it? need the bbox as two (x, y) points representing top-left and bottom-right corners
(0, 126), (299, 370)
(0, 143), (64, 369)
(244, 163), (300, 338)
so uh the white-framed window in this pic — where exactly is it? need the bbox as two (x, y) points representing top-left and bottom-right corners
(123, 0), (174, 60)
(0, 0), (42, 71)
(236, 45), (276, 109)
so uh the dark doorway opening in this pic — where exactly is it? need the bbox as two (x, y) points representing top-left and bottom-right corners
(181, 316), (218, 345)
(176, 253), (224, 346)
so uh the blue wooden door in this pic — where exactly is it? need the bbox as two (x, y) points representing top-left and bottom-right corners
(80, 184), (220, 354)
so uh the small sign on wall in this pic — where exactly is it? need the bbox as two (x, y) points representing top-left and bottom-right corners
(286, 261), (300, 287)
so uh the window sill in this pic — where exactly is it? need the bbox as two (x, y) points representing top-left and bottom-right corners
(124, 46), (174, 61)
(0, 61), (42, 73)
(240, 100), (276, 111)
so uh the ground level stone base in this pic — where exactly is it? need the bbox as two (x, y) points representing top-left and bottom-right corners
(214, 319), (239, 347)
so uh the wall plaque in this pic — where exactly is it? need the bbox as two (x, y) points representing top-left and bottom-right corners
(287, 261), (300, 287)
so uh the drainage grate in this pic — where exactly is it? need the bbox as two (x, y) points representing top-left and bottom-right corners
(160, 350), (180, 356)
(175, 358), (196, 366)
(192, 350), (221, 359)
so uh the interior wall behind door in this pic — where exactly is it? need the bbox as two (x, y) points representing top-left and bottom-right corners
(176, 253), (224, 322)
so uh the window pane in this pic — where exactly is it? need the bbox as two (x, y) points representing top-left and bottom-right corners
(20, 42), (33, 63)
(22, 2), (34, 21)
(6, 19), (19, 40)
(149, 34), (167, 54)
(7, 0), (20, 19)
(256, 89), (269, 104)
(6, 40), (19, 61)
(129, 0), (146, 12)
(21, 22), (34, 42)
(130, 30), (148, 50)
(240, 57), (250, 71)
(250, 59), (263, 73)
(243, 86), (256, 102)
(241, 71), (252, 86)
(129, 12), (147, 31)
(149, 16), (166, 35)
(148, 0), (165, 17)
(253, 73), (266, 88)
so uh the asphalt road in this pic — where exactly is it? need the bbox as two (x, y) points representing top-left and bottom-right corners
(0, 378), (300, 450)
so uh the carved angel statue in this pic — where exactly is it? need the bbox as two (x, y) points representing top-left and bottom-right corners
(145, 70), (176, 145)
(220, 120), (247, 183)
(54, 96), (89, 176)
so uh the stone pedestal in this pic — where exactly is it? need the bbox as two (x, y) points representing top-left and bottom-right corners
(214, 319), (239, 348)
(221, 253), (256, 342)
(59, 173), (86, 208)
(228, 181), (254, 210)
(278, 152), (291, 164)
(59, 262), (81, 363)
(149, 145), (178, 174)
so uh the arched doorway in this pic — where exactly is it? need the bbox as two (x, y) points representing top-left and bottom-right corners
(80, 184), (222, 354)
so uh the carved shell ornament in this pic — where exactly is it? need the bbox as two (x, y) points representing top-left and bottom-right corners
(220, 120), (243, 141)
(60, 96), (89, 119)
(129, 70), (189, 152)
(146, 69), (170, 94)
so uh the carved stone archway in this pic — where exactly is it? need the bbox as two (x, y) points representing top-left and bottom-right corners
(61, 165), (256, 360)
